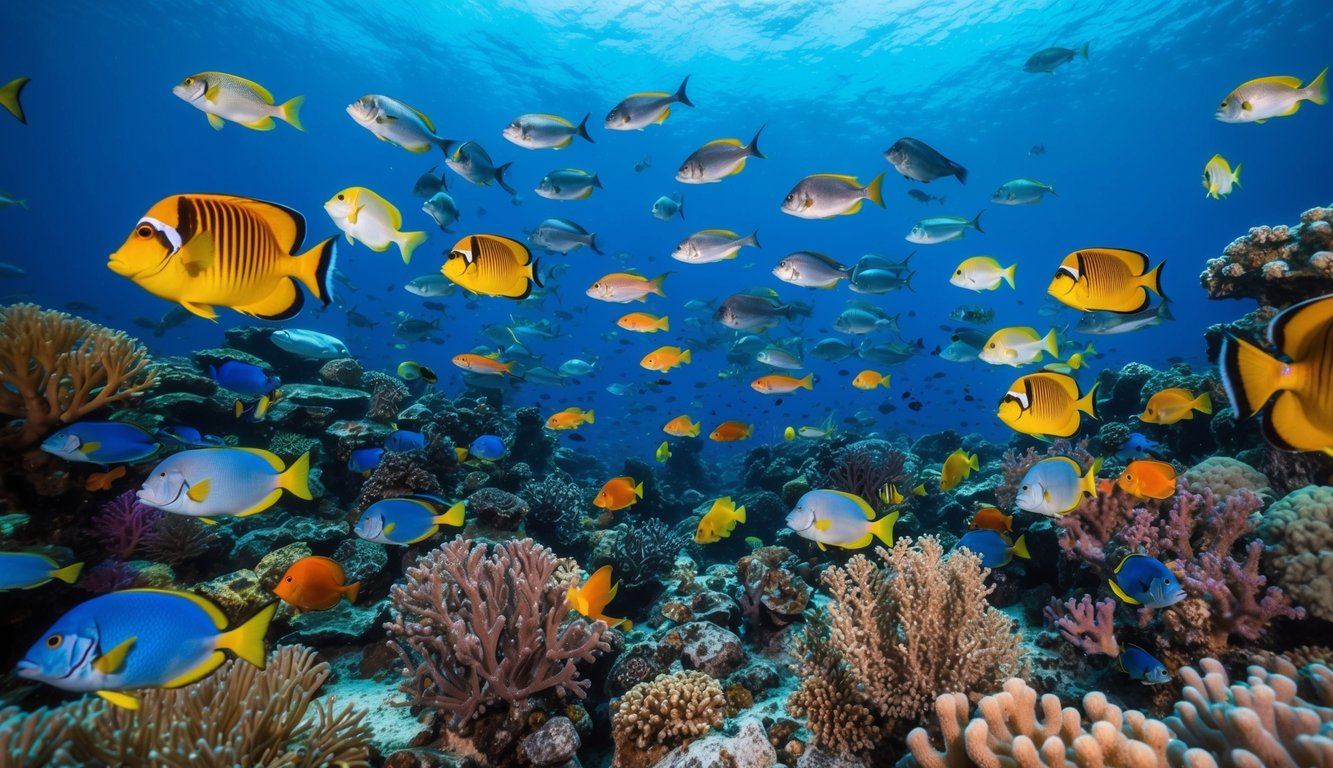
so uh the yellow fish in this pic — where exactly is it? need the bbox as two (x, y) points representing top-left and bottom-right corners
(641, 346), (691, 372)
(979, 327), (1059, 367)
(1139, 388), (1212, 425)
(1, 76), (30, 124)
(1047, 248), (1165, 314)
(1221, 294), (1333, 453)
(567, 565), (629, 629)
(852, 370), (890, 390)
(655, 441), (672, 462)
(107, 194), (337, 320)
(663, 415), (701, 437)
(1202, 154), (1241, 200)
(998, 372), (1099, 438)
(172, 72), (304, 132)
(324, 187), (428, 264)
(546, 407), (595, 430)
(940, 448), (980, 492)
(1216, 68), (1328, 124)
(443, 234), (541, 300)
(694, 497), (747, 544)
(950, 256), (1016, 292)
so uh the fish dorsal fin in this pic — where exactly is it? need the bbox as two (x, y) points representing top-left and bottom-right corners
(698, 228), (740, 238)
(812, 173), (860, 185)
(226, 74), (274, 104)
(186, 479), (211, 503)
(1081, 247), (1150, 276)
(707, 138), (743, 147)
(1249, 75), (1302, 89)
(536, 113), (573, 126)
(822, 489), (876, 518)
(1270, 294), (1333, 360)
(408, 106), (436, 133)
(231, 447), (286, 471)
(1109, 578), (1140, 605)
(92, 636), (137, 674)
(629, 91), (670, 99)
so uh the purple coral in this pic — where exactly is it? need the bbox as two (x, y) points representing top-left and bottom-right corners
(361, 370), (409, 423)
(824, 440), (907, 509)
(90, 490), (162, 560)
(1044, 594), (1119, 657)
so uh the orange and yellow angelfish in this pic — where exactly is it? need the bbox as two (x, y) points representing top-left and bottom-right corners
(566, 565), (629, 629)
(663, 415), (702, 437)
(545, 407), (595, 430)
(594, 476), (643, 511)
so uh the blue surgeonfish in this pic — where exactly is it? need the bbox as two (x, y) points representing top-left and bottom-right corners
(957, 530), (1030, 568)
(384, 430), (426, 452)
(0, 552), (84, 591)
(40, 422), (160, 464)
(1119, 644), (1171, 684)
(353, 495), (466, 545)
(16, 589), (276, 709)
(1109, 554), (1186, 608)
(208, 360), (281, 397)
(785, 489), (897, 550)
(460, 435), (506, 462)
(347, 447), (385, 475)
(136, 448), (311, 522)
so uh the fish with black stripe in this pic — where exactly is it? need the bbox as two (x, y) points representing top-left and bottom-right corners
(441, 233), (542, 300)
(108, 194), (337, 320)
(1047, 247), (1165, 314)
(997, 371), (1099, 438)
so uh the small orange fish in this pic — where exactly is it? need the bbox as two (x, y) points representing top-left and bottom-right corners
(751, 373), (814, 394)
(567, 564), (629, 628)
(586, 272), (668, 303)
(709, 421), (753, 442)
(1117, 460), (1178, 500)
(968, 507), (1013, 534)
(1097, 478), (1116, 496)
(594, 476), (643, 511)
(546, 407), (595, 430)
(852, 370), (890, 390)
(85, 465), (127, 491)
(662, 414), (702, 438)
(452, 352), (518, 376)
(273, 556), (360, 613)
(640, 346), (691, 372)
(1139, 388), (1212, 424)
(617, 312), (669, 333)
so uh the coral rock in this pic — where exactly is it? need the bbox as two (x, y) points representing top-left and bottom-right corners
(521, 716), (581, 767)
(672, 621), (746, 678)
(466, 486), (530, 531)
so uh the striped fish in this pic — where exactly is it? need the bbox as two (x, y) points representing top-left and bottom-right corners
(108, 194), (337, 320)
(441, 234), (541, 300)
(997, 372), (1099, 438)
(1047, 248), (1165, 314)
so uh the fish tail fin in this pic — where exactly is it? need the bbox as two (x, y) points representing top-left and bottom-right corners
(592, 173), (604, 190)
(217, 601), (278, 668)
(1194, 392), (1213, 415)
(800, 373), (814, 390)
(1221, 333), (1288, 421)
(904, 270), (915, 293)
(879, 374), (892, 389)
(293, 236), (339, 306)
(870, 510), (899, 546)
(743, 229), (761, 249)
(1042, 328), (1060, 358)
(680, 349), (692, 364)
(1078, 42), (1090, 60)
(398, 230), (428, 265)
(1078, 380), (1101, 420)
(52, 561), (84, 584)
(1003, 263), (1016, 289)
(437, 501), (466, 528)
(866, 172), (885, 207)
(677, 195), (685, 220)
(494, 162), (517, 195)
(436, 137), (457, 158)
(657, 315), (670, 331)
(278, 94), (305, 131)
(344, 581), (361, 604)
(0, 76), (30, 124)
(968, 453), (980, 470)
(1143, 260), (1166, 299)
(733, 505), (747, 523)
(1011, 534), (1031, 560)
(674, 75), (694, 107)
(1306, 66), (1329, 105)
(970, 209), (985, 233)
(279, 451), (314, 500)
(650, 273), (669, 297)
(1232, 163), (1241, 188)
(633, 481), (644, 498)
(952, 162), (968, 185)
(576, 113), (595, 143)
(589, 233), (603, 255)
(1082, 458), (1103, 497)
(584, 409), (596, 424)
(747, 125), (766, 159)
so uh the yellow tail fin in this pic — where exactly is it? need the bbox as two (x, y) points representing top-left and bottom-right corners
(1011, 534), (1030, 560)
(1077, 381), (1100, 419)
(292, 235), (339, 305)
(1194, 392), (1213, 415)
(680, 349), (692, 364)
(1042, 329), (1060, 358)
(1221, 336), (1283, 420)
(733, 505), (747, 524)
(279, 451), (313, 500)
(0, 76), (30, 124)
(1307, 66), (1329, 106)
(584, 409), (596, 424)
(657, 315), (670, 331)
(399, 230), (429, 265)
(51, 561), (84, 584)
(870, 510), (899, 546)
(650, 273), (669, 297)
(436, 501), (466, 528)
(1003, 263), (1016, 289)
(1143, 260), (1166, 298)
(279, 95), (305, 131)
(866, 172), (885, 208)
(800, 373), (814, 390)
(217, 601), (277, 668)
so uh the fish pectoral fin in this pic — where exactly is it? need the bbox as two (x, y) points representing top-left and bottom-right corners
(814, 519), (832, 532)
(92, 635), (137, 674)
(817, 542), (827, 551)
(204, 82), (221, 102)
(383, 522), (397, 536)
(375, 114), (398, 123)
(242, 116), (276, 131)
(655, 107), (671, 124)
(348, 204), (362, 225)
(180, 232), (216, 275)
(80, 441), (101, 455)
(206, 113), (225, 130)
(186, 479), (211, 503)
(97, 690), (142, 710)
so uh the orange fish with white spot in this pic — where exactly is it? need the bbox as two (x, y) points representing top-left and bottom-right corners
(641, 346), (691, 372)
(751, 373), (813, 394)
(852, 370), (890, 390)
(594, 476), (643, 511)
(566, 565), (629, 628)
(546, 407), (595, 430)
(663, 415), (701, 437)
(452, 351), (519, 376)
(273, 556), (360, 613)
(709, 421), (753, 442)
(1117, 460), (1178, 500)
(617, 312), (670, 333)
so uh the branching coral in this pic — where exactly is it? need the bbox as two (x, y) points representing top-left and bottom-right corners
(611, 670), (726, 768)
(89, 489), (162, 560)
(0, 304), (156, 448)
(1045, 594), (1120, 657)
(384, 537), (611, 738)
(824, 439), (907, 510)
(787, 536), (1025, 755)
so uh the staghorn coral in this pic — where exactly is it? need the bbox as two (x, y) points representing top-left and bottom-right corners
(1200, 203), (1333, 307)
(353, 450), (445, 514)
(788, 536), (1025, 755)
(384, 537), (610, 742)
(1257, 484), (1333, 622)
(89, 489), (162, 560)
(361, 369), (409, 423)
(68, 645), (371, 767)
(611, 670), (726, 768)
(0, 705), (79, 767)
(1044, 594), (1120, 657)
(0, 303), (156, 448)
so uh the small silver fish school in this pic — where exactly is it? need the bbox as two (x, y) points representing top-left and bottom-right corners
(605, 76), (693, 131)
(354, 495), (466, 545)
(0, 552), (83, 591)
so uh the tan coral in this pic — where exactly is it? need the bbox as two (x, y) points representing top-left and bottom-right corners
(611, 670), (726, 768)
(1181, 457), (1271, 502)
(1257, 484), (1333, 621)
(0, 303), (156, 448)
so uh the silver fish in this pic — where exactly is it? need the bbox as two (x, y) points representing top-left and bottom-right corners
(715, 292), (810, 331)
(906, 212), (984, 244)
(446, 141), (515, 194)
(673, 229), (759, 264)
(756, 346), (804, 370)
(536, 169), (602, 201)
(859, 339), (922, 365)
(422, 191), (460, 232)
(405, 275), (455, 297)
(347, 94), (454, 155)
(502, 113), (593, 149)
(1075, 300), (1174, 335)
(651, 194), (685, 221)
(605, 76), (693, 131)
(413, 167), (445, 198)
(528, 218), (602, 254)
(835, 306), (899, 335)
(780, 173), (884, 219)
(677, 127), (765, 183)
(992, 179), (1056, 205)
(811, 338), (857, 362)
(884, 137), (968, 184)
(772, 251), (849, 289)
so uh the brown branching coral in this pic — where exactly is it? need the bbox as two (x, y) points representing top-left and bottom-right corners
(824, 439), (907, 511)
(611, 670), (727, 768)
(787, 536), (1026, 756)
(0, 303), (156, 448)
(68, 645), (372, 767)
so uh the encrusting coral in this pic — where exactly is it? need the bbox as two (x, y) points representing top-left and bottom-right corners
(0, 303), (156, 448)
(610, 670), (727, 768)
(1200, 203), (1333, 307)
(1257, 484), (1333, 622)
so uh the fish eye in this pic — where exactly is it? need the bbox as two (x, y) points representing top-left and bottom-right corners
(137, 225), (153, 238)
(987, 343), (996, 349)
(184, 77), (193, 85)
(285, 576), (293, 582)
(337, 194), (345, 200)
(1020, 485), (1029, 491)
(159, 471), (166, 477)
(45, 634), (62, 649)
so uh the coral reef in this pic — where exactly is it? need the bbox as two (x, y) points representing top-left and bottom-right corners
(1181, 456), (1271, 501)
(602, 518), (688, 590)
(610, 670), (726, 768)
(89, 489), (162, 560)
(822, 439), (908, 510)
(1044, 594), (1119, 657)
(362, 370), (409, 423)
(1201, 203), (1333, 307)
(353, 450), (445, 513)
(1257, 484), (1333, 622)
(519, 470), (589, 553)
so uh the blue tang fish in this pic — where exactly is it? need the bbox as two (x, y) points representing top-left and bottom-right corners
(957, 530), (1030, 568)
(348, 447), (385, 475)
(384, 430), (426, 452)
(354, 495), (465, 545)
(1116, 432), (1162, 460)
(17, 589), (276, 710)
(208, 360), (281, 398)
(233, 392), (278, 423)
(156, 426), (225, 448)
(464, 435), (506, 462)
(136, 448), (311, 522)
(0, 552), (84, 591)
(40, 422), (160, 464)
(785, 489), (897, 550)
(1109, 554), (1186, 608)
(1119, 643), (1170, 684)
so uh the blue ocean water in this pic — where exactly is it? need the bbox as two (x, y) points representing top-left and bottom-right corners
(4, 0), (1332, 457)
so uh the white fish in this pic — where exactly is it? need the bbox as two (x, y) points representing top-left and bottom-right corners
(677, 127), (765, 183)
(346, 94), (453, 155)
(906, 212), (984, 244)
(270, 329), (349, 359)
(772, 251), (849, 289)
(1202, 155), (1241, 200)
(1216, 68), (1328, 124)
(502, 113), (594, 149)
(405, 275), (455, 297)
(324, 187), (428, 264)
(673, 229), (759, 264)
(558, 358), (597, 376)
(979, 327), (1059, 366)
(172, 72), (304, 132)
(756, 346), (803, 370)
(781, 173), (885, 219)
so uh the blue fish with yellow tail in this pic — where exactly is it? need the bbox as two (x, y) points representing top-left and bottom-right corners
(956, 530), (1030, 568)
(785, 489), (897, 550)
(40, 421), (160, 464)
(136, 448), (311, 522)
(16, 589), (277, 709)
(1109, 554), (1186, 608)
(354, 495), (465, 545)
(1119, 644), (1170, 684)
(0, 552), (84, 591)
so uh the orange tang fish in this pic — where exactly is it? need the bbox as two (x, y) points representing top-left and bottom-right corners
(594, 476), (643, 511)
(709, 421), (753, 442)
(108, 194), (337, 320)
(273, 556), (360, 612)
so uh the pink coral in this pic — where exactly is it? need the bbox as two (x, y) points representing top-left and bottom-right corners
(1044, 594), (1119, 657)
(89, 490), (162, 560)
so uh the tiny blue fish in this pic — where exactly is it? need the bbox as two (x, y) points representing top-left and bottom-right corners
(956, 530), (1030, 568)
(0, 552), (83, 591)
(156, 426), (225, 448)
(17, 589), (276, 709)
(348, 447), (385, 476)
(1118, 644), (1171, 684)
(385, 430), (426, 452)
(209, 360), (281, 398)
(466, 435), (506, 461)
(354, 495), (465, 545)
(1109, 554), (1186, 608)
(41, 422), (160, 464)
(1117, 432), (1162, 460)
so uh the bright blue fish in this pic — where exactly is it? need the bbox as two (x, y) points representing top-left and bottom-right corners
(1109, 554), (1186, 608)
(957, 530), (1030, 568)
(40, 422), (159, 464)
(353, 495), (465, 545)
(1116, 432), (1162, 460)
(466, 435), (506, 461)
(156, 426), (225, 448)
(385, 430), (426, 452)
(16, 589), (276, 709)
(348, 447), (385, 475)
(208, 360), (281, 398)
(0, 552), (83, 591)
(1119, 644), (1170, 684)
